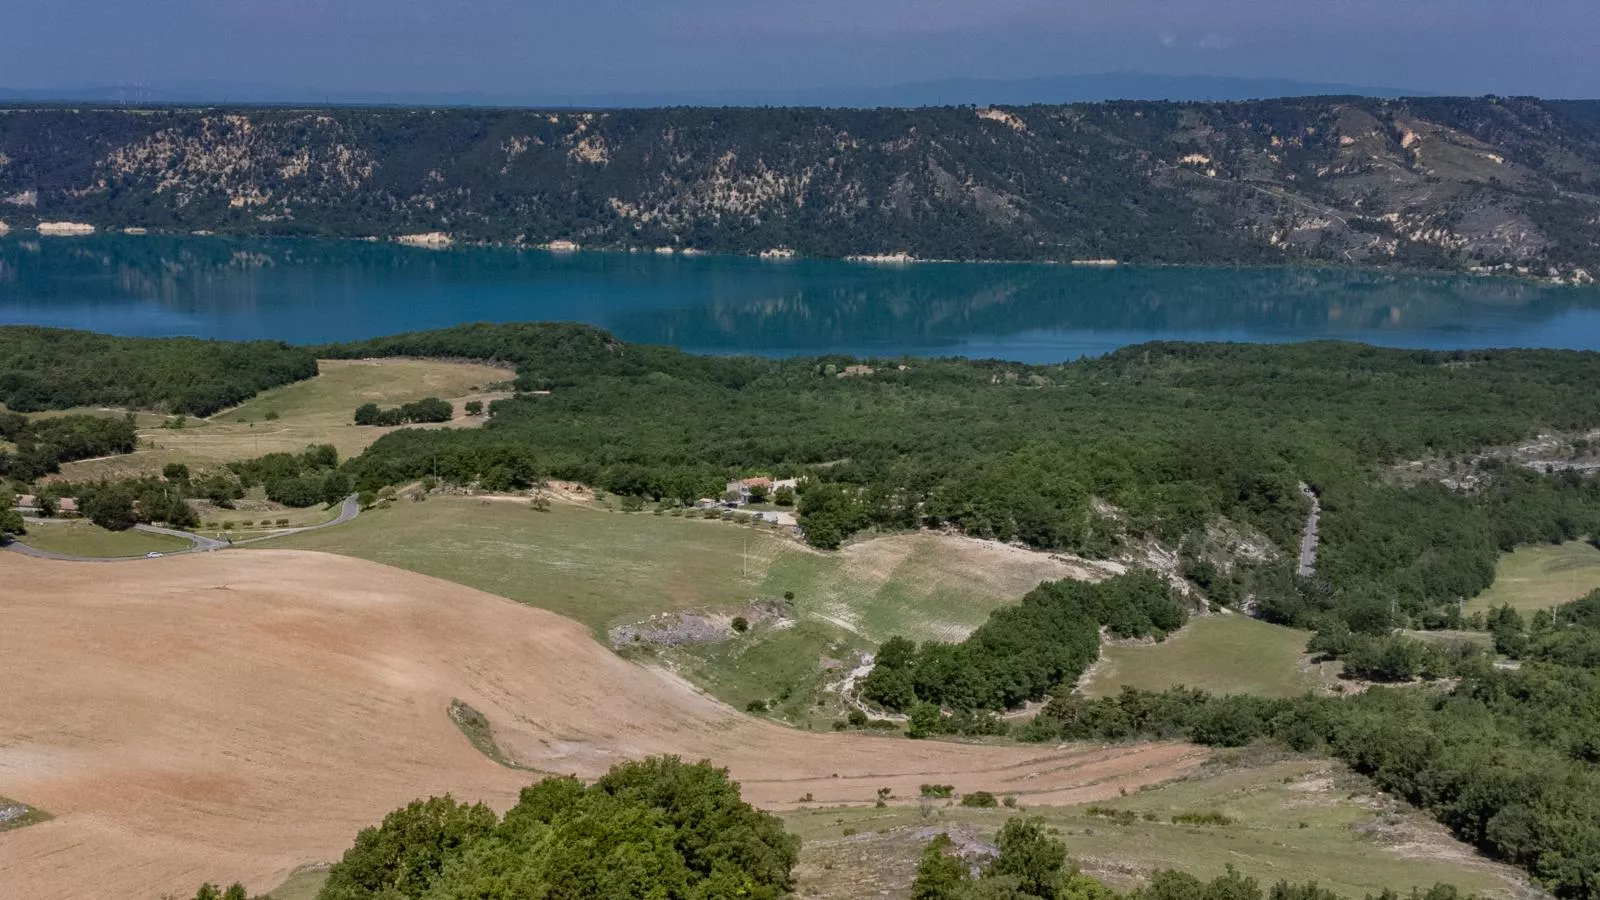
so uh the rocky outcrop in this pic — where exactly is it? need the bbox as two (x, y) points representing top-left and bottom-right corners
(1, 98), (1597, 274)
(35, 221), (94, 236)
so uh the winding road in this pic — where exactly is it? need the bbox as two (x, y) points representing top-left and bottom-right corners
(1297, 482), (1320, 578)
(3, 495), (360, 561)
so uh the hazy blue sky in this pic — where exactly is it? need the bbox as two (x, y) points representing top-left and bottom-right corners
(2, 0), (1594, 98)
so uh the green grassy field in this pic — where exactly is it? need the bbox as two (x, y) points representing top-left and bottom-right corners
(16, 520), (192, 558)
(273, 497), (784, 633)
(53, 358), (509, 483)
(1082, 614), (1334, 699)
(1468, 541), (1600, 615)
(271, 496), (1089, 723)
(212, 358), (509, 425)
(784, 754), (1537, 900)
(272, 498), (1071, 639)
(757, 530), (1094, 644)
(642, 619), (874, 726)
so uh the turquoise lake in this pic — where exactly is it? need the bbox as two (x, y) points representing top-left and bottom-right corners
(4, 235), (1600, 361)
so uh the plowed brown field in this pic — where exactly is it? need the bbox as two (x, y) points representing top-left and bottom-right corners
(0, 551), (1205, 899)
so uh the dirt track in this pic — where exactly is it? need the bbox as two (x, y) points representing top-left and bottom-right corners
(0, 551), (1206, 899)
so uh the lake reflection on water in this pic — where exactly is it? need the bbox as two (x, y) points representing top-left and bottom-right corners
(2, 235), (1599, 360)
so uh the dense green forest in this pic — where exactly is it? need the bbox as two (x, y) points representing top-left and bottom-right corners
(319, 324), (1600, 630)
(2, 97), (1599, 274)
(6, 319), (1599, 629)
(0, 327), (317, 416)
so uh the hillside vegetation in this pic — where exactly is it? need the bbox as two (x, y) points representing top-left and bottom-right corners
(187, 756), (1495, 900)
(0, 327), (317, 416)
(2, 98), (1599, 275)
(319, 324), (1600, 632)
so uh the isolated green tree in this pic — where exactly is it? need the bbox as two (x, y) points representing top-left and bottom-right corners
(83, 485), (138, 531)
(912, 833), (971, 900)
(0, 496), (26, 537)
(321, 471), (354, 507)
(908, 702), (944, 739)
(989, 818), (1067, 899)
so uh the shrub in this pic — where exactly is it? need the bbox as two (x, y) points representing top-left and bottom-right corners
(919, 784), (955, 799)
(1085, 805), (1139, 825)
(731, 616), (750, 633)
(960, 791), (999, 808)
(1172, 811), (1234, 826)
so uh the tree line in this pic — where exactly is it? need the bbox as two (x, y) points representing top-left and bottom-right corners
(0, 410), (137, 480)
(354, 398), (453, 426)
(0, 326), (317, 416)
(226, 444), (351, 508)
(862, 573), (1186, 716)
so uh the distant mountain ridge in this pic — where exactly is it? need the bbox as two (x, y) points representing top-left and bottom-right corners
(0, 96), (1597, 279)
(0, 72), (1424, 109)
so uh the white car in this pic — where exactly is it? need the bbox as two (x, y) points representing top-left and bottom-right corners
(145, 551), (164, 559)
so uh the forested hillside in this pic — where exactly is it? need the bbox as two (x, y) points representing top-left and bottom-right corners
(1014, 590), (1600, 899)
(0, 327), (318, 415)
(323, 324), (1600, 631)
(2, 97), (1599, 275)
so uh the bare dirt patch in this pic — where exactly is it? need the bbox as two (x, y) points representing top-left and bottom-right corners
(609, 599), (794, 649)
(0, 550), (1206, 900)
(841, 531), (1112, 592)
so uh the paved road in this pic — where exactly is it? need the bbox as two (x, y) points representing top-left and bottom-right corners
(1297, 482), (1320, 578)
(233, 494), (361, 545)
(2, 495), (360, 561)
(138, 523), (228, 552)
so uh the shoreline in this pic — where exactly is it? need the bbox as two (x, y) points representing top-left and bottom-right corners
(0, 227), (1593, 288)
